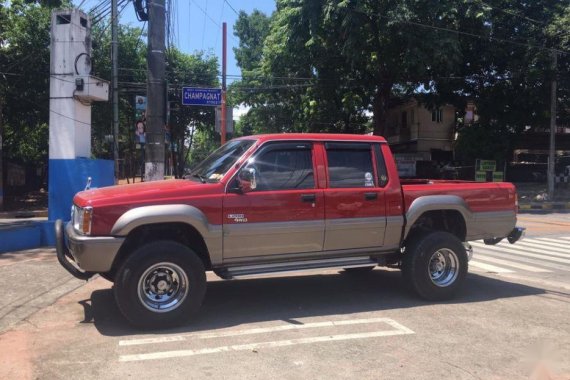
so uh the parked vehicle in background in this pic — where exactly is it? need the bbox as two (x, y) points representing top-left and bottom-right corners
(56, 134), (524, 328)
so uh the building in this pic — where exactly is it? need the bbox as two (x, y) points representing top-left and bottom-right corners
(384, 98), (456, 161)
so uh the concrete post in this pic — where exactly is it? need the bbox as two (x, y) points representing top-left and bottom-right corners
(48, 9), (112, 221)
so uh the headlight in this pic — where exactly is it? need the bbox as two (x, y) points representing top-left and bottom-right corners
(72, 204), (93, 235)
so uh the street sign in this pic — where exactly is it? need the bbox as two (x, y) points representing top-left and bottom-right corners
(475, 171), (487, 182)
(477, 159), (496, 171)
(493, 171), (504, 182)
(182, 87), (222, 106)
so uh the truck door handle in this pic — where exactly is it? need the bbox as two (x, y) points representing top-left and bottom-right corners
(364, 192), (378, 201)
(301, 194), (316, 203)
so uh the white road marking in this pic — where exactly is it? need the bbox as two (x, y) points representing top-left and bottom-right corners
(472, 256), (551, 273)
(513, 241), (569, 255)
(473, 248), (570, 272)
(471, 242), (570, 264)
(119, 327), (415, 362)
(119, 317), (407, 347)
(530, 238), (570, 250)
(475, 241), (570, 259)
(469, 260), (514, 273)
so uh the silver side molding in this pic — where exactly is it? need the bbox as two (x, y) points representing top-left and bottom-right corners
(217, 256), (378, 279)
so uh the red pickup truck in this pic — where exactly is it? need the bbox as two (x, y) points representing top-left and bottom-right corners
(56, 133), (524, 327)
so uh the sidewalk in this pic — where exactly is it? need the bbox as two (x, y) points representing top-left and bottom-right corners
(515, 182), (570, 212)
(0, 247), (85, 334)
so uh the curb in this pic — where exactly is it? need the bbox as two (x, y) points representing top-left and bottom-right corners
(0, 210), (48, 219)
(519, 202), (570, 211)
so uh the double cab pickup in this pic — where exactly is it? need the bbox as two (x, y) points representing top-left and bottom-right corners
(56, 133), (524, 327)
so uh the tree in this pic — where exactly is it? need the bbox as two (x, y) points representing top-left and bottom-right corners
(0, 0), (71, 165)
(165, 48), (218, 175)
(91, 22), (148, 163)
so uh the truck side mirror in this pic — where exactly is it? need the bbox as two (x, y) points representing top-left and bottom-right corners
(237, 167), (257, 193)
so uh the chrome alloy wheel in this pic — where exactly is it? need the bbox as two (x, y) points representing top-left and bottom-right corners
(428, 248), (459, 287)
(137, 262), (189, 313)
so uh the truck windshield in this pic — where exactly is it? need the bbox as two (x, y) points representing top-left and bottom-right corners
(189, 139), (255, 183)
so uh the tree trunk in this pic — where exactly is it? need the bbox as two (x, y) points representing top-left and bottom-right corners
(372, 84), (392, 136)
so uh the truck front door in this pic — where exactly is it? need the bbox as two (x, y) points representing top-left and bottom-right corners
(223, 142), (325, 260)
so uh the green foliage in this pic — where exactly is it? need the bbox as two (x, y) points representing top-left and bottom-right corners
(230, 1), (569, 164)
(165, 48), (219, 174)
(0, 0), (71, 164)
(0, 0), (220, 178)
(455, 123), (513, 163)
(90, 22), (148, 159)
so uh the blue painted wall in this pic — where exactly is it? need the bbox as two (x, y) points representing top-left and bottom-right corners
(48, 158), (114, 221)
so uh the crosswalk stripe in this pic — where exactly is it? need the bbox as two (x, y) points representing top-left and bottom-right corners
(510, 243), (570, 258)
(560, 236), (570, 241)
(468, 246), (570, 264)
(469, 260), (514, 273)
(471, 241), (570, 261)
(472, 256), (551, 273)
(514, 240), (570, 255)
(532, 238), (570, 250)
(473, 247), (570, 272)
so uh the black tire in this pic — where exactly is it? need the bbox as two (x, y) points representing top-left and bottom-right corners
(113, 240), (206, 329)
(402, 231), (468, 301)
(342, 266), (375, 274)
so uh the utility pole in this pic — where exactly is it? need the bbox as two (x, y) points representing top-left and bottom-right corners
(548, 51), (557, 199)
(221, 22), (227, 146)
(111, 0), (120, 183)
(145, 0), (166, 181)
(0, 97), (4, 211)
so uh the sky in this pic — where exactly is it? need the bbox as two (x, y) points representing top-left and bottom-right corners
(77, 0), (276, 86)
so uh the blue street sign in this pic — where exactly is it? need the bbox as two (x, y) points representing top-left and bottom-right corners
(182, 87), (222, 106)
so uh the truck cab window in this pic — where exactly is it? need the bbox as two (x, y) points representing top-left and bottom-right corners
(326, 144), (374, 188)
(244, 147), (314, 191)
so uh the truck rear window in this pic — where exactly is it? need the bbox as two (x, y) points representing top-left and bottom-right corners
(326, 144), (375, 188)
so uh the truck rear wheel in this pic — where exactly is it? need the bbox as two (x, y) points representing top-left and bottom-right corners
(402, 231), (468, 301)
(114, 240), (206, 328)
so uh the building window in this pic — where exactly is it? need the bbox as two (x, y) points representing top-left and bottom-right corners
(432, 108), (443, 123)
(401, 111), (408, 128)
(410, 109), (415, 124)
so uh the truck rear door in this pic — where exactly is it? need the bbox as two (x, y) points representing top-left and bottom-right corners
(322, 142), (387, 251)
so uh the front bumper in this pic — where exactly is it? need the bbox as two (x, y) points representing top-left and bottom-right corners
(55, 219), (125, 279)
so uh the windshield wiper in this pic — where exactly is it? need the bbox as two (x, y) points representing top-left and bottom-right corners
(191, 174), (207, 183)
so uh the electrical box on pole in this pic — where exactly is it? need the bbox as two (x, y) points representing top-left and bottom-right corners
(215, 106), (233, 134)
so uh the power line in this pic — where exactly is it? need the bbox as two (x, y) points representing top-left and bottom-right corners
(201, 0), (208, 50)
(223, 0), (239, 16)
(214, 0), (226, 49)
(94, 0), (130, 40)
(77, 0), (90, 10)
(133, 21), (147, 54)
(472, 0), (546, 26)
(375, 14), (569, 55)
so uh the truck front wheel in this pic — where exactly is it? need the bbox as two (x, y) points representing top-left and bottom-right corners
(114, 240), (206, 328)
(402, 231), (468, 301)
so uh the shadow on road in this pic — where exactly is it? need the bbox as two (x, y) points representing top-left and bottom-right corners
(84, 269), (546, 337)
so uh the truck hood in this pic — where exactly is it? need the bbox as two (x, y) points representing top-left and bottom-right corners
(73, 179), (221, 208)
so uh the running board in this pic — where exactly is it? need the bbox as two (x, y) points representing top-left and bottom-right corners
(216, 256), (378, 279)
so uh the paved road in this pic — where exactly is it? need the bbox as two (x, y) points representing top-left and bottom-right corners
(0, 214), (568, 380)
